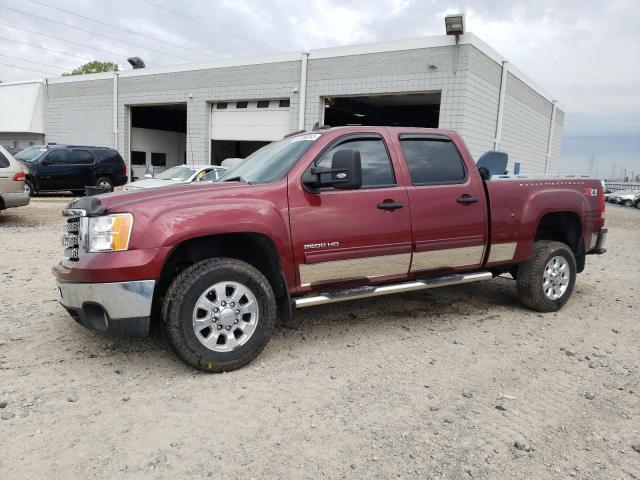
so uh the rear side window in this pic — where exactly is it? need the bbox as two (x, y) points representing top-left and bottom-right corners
(46, 149), (69, 165)
(315, 136), (395, 188)
(400, 137), (466, 185)
(69, 150), (94, 165)
(94, 150), (116, 162)
(0, 151), (9, 168)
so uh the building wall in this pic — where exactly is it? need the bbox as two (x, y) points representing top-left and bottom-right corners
(0, 132), (44, 150)
(305, 45), (470, 132)
(548, 109), (564, 173)
(116, 61), (301, 166)
(499, 73), (555, 173)
(42, 40), (562, 175)
(44, 79), (113, 148)
(457, 46), (502, 159)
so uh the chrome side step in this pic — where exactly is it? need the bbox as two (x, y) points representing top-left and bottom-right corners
(293, 271), (493, 309)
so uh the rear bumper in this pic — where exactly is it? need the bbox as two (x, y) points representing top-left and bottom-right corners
(1, 192), (30, 209)
(587, 228), (607, 255)
(57, 280), (155, 336)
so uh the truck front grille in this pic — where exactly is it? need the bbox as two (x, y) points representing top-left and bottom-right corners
(63, 217), (80, 261)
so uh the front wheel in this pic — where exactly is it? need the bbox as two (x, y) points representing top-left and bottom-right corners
(624, 200), (633, 207)
(516, 240), (576, 312)
(162, 258), (276, 372)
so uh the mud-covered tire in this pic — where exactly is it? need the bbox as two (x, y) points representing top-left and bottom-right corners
(162, 258), (276, 372)
(516, 240), (576, 312)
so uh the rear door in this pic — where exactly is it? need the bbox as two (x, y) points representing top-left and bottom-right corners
(288, 132), (412, 289)
(66, 149), (95, 189)
(0, 148), (19, 193)
(393, 132), (488, 273)
(38, 149), (69, 191)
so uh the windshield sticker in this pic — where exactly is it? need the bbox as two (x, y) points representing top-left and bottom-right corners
(290, 133), (321, 142)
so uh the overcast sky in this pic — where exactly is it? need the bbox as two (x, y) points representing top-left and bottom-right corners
(1, 0), (638, 178)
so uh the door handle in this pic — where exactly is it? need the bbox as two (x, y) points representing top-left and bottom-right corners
(457, 196), (479, 204)
(377, 201), (405, 210)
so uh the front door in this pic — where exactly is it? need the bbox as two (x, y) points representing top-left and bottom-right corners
(37, 149), (69, 191)
(393, 133), (488, 273)
(288, 133), (412, 289)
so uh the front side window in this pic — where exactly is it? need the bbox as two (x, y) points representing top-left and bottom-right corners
(400, 137), (466, 185)
(69, 150), (94, 165)
(46, 149), (69, 165)
(314, 136), (395, 188)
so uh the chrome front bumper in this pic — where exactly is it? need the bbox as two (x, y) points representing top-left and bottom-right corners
(57, 280), (155, 336)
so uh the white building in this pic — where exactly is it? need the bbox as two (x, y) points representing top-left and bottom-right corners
(0, 32), (563, 178)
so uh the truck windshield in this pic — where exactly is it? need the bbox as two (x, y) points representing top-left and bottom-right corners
(15, 146), (47, 162)
(219, 134), (320, 184)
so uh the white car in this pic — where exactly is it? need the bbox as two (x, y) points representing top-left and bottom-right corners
(124, 165), (226, 191)
(617, 191), (640, 207)
(0, 145), (30, 212)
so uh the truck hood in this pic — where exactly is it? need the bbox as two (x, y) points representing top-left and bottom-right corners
(68, 181), (251, 215)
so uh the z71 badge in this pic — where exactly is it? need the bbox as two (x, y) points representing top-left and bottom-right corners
(304, 241), (340, 250)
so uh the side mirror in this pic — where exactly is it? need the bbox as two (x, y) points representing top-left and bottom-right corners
(302, 149), (362, 192)
(41, 158), (52, 166)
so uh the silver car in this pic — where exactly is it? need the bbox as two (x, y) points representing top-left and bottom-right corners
(0, 146), (30, 212)
(123, 165), (226, 191)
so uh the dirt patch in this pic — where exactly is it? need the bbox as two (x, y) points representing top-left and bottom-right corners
(1, 199), (639, 479)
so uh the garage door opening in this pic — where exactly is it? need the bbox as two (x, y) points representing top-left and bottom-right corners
(323, 93), (440, 128)
(210, 99), (290, 165)
(130, 103), (187, 180)
(210, 140), (269, 166)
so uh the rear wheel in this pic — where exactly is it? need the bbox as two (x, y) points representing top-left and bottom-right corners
(24, 179), (35, 197)
(96, 176), (114, 192)
(516, 240), (576, 312)
(162, 258), (276, 372)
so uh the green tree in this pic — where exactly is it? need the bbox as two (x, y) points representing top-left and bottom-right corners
(63, 61), (118, 76)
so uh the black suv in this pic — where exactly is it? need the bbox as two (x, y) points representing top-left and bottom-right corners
(15, 145), (127, 196)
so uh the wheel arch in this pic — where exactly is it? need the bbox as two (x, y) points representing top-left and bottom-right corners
(154, 232), (291, 324)
(534, 211), (585, 272)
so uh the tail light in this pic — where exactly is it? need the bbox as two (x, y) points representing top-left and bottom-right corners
(121, 160), (127, 176)
(13, 171), (25, 182)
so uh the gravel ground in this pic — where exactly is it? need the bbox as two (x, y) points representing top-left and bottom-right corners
(0, 198), (639, 479)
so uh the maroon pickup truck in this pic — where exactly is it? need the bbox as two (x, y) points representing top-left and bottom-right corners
(54, 127), (607, 372)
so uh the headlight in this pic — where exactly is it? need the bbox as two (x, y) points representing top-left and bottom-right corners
(87, 213), (133, 252)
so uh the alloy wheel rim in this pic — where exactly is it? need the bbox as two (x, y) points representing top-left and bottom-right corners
(99, 181), (113, 192)
(542, 255), (570, 300)
(192, 281), (259, 352)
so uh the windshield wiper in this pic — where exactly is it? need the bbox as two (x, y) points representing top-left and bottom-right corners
(223, 176), (251, 184)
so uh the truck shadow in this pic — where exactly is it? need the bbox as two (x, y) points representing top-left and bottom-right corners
(62, 276), (526, 373)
